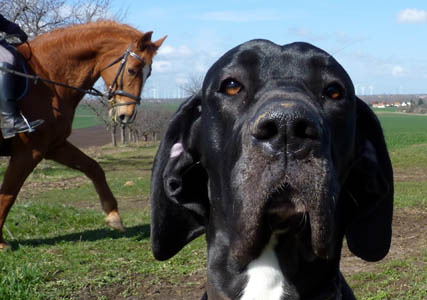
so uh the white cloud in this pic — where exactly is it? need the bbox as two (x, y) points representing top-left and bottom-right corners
(392, 65), (404, 77)
(176, 45), (193, 56)
(152, 60), (172, 73)
(157, 44), (193, 58)
(158, 45), (174, 56)
(397, 9), (427, 24)
(145, 36), (222, 97)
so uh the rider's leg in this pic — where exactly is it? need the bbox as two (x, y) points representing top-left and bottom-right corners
(0, 59), (44, 139)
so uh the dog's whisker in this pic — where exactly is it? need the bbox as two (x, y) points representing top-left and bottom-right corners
(296, 212), (308, 236)
(346, 189), (358, 206)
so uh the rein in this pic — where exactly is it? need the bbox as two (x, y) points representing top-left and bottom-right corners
(0, 63), (106, 98)
(0, 41), (145, 108)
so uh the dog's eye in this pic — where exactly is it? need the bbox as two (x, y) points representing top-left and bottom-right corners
(219, 78), (243, 96)
(323, 84), (344, 100)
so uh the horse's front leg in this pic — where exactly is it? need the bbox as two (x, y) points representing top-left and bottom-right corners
(45, 141), (125, 232)
(0, 149), (44, 250)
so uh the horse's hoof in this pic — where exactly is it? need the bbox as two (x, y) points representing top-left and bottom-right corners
(105, 211), (125, 232)
(0, 242), (12, 252)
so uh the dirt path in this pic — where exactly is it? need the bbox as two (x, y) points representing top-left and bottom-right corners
(68, 125), (112, 148)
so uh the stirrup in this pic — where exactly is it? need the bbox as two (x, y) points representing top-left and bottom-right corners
(19, 112), (35, 132)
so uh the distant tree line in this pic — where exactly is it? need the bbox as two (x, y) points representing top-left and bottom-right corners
(84, 97), (178, 146)
(359, 94), (426, 104)
(360, 94), (427, 114)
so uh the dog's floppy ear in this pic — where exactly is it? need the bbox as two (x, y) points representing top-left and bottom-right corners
(150, 93), (209, 261)
(342, 98), (394, 262)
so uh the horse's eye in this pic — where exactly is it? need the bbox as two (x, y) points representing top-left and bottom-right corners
(323, 84), (344, 100)
(219, 78), (243, 96)
(128, 68), (137, 76)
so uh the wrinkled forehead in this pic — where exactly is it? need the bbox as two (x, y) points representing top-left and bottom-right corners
(203, 40), (350, 91)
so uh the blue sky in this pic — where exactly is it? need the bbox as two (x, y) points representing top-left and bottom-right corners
(111, 1), (427, 97)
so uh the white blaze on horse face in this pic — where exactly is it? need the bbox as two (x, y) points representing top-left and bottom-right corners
(141, 64), (151, 89)
(240, 236), (285, 300)
(170, 143), (184, 158)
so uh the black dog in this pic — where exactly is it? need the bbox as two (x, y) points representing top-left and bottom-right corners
(150, 40), (393, 300)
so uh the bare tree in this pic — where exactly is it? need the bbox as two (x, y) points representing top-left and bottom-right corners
(130, 104), (172, 144)
(83, 97), (118, 145)
(84, 98), (174, 146)
(0, 0), (126, 38)
(180, 73), (204, 97)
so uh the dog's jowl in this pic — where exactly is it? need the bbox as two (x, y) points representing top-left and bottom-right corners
(150, 40), (394, 300)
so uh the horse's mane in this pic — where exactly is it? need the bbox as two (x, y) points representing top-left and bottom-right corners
(30, 20), (144, 53)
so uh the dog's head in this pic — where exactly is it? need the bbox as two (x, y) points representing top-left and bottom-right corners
(150, 40), (393, 299)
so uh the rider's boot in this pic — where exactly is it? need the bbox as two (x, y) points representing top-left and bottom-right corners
(1, 112), (44, 139)
(0, 62), (44, 139)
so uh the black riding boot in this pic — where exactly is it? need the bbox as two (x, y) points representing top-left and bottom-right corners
(0, 61), (44, 139)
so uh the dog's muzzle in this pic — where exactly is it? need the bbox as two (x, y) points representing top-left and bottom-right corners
(250, 97), (323, 159)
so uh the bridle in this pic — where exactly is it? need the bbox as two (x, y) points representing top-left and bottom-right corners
(0, 39), (148, 123)
(101, 42), (149, 109)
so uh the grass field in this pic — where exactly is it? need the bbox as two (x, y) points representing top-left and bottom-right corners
(0, 110), (426, 300)
(72, 105), (103, 129)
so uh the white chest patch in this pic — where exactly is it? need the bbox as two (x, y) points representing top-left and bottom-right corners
(240, 237), (285, 300)
(170, 143), (184, 158)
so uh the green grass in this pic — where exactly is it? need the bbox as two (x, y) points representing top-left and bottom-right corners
(72, 104), (103, 129)
(349, 252), (427, 300)
(377, 112), (427, 150)
(394, 181), (427, 208)
(0, 110), (426, 299)
(140, 101), (181, 113)
(372, 107), (398, 113)
(0, 145), (206, 299)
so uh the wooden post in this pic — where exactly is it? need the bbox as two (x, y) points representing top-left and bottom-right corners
(121, 125), (126, 144)
(111, 124), (117, 147)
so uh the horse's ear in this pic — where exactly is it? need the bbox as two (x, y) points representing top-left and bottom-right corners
(137, 32), (166, 52)
(137, 31), (153, 51)
(153, 35), (167, 49)
(150, 93), (209, 261)
(141, 31), (153, 43)
(342, 98), (394, 262)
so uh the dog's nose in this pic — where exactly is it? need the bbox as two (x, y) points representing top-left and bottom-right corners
(251, 101), (321, 157)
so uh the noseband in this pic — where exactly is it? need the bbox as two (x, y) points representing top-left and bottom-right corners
(102, 43), (148, 109)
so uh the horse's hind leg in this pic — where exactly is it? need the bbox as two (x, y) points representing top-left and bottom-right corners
(0, 150), (43, 250)
(45, 141), (125, 232)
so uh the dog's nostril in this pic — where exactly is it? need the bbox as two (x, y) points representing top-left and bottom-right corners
(253, 120), (279, 140)
(294, 120), (319, 140)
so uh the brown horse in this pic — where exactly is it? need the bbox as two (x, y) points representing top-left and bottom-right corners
(0, 21), (166, 250)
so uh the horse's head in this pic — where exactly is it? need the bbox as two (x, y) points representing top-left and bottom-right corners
(102, 32), (166, 124)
